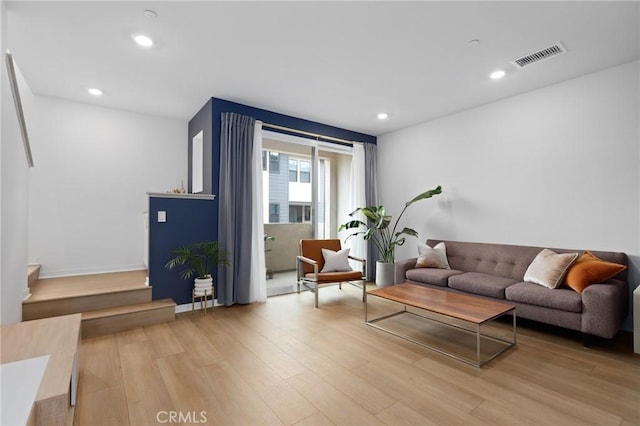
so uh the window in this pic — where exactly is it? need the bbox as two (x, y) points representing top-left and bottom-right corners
(288, 159), (298, 182)
(262, 150), (267, 171)
(269, 203), (280, 223)
(287, 158), (310, 183)
(299, 160), (310, 183)
(269, 152), (280, 173)
(289, 204), (311, 223)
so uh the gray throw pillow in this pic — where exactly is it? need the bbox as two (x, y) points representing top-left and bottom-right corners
(321, 248), (353, 272)
(524, 248), (578, 289)
(416, 242), (451, 269)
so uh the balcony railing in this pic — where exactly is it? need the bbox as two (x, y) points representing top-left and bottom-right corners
(264, 223), (313, 273)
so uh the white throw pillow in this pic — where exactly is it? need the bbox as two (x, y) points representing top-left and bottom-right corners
(524, 248), (579, 289)
(321, 248), (353, 272)
(416, 242), (451, 269)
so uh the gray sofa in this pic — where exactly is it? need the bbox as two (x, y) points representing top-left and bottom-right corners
(395, 239), (629, 340)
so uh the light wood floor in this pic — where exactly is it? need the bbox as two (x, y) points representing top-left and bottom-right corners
(74, 284), (640, 426)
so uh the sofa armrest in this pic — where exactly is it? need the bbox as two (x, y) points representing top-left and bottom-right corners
(581, 279), (628, 339)
(395, 258), (417, 285)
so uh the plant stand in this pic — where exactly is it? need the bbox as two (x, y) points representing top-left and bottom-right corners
(192, 288), (214, 315)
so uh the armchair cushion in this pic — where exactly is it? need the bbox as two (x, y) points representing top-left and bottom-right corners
(306, 271), (363, 283)
(300, 239), (343, 274)
(321, 248), (353, 272)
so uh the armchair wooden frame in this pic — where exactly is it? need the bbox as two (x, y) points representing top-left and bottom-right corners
(296, 239), (367, 308)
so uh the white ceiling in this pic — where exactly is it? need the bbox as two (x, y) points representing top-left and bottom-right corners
(6, 1), (639, 136)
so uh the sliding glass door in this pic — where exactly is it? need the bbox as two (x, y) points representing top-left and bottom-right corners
(261, 131), (352, 296)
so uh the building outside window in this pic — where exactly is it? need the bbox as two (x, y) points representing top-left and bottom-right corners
(288, 159), (298, 182)
(269, 152), (280, 173)
(263, 150), (326, 228)
(299, 160), (310, 183)
(269, 203), (280, 223)
(289, 204), (311, 223)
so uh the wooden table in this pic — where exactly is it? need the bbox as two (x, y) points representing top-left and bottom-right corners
(366, 283), (516, 367)
(1, 314), (81, 425)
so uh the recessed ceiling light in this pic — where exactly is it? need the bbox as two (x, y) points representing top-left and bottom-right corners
(377, 112), (388, 120)
(87, 88), (103, 96)
(490, 70), (506, 80)
(133, 34), (154, 47)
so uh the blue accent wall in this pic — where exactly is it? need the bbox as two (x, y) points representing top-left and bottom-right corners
(152, 97), (377, 306)
(148, 196), (216, 305)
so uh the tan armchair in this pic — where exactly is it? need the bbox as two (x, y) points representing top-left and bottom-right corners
(296, 239), (366, 308)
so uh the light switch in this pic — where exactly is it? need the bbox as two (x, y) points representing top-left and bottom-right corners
(157, 211), (166, 223)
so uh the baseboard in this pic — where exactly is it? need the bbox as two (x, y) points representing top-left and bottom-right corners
(39, 265), (147, 279)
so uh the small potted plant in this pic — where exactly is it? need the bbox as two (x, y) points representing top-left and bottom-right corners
(264, 234), (275, 279)
(165, 241), (230, 296)
(339, 186), (442, 286)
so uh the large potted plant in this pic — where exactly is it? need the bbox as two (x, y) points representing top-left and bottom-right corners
(165, 241), (231, 296)
(339, 185), (442, 287)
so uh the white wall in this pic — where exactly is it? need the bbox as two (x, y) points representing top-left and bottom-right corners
(1, 1), (30, 324)
(28, 96), (187, 277)
(378, 61), (639, 306)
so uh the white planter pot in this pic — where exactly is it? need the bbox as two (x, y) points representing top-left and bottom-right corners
(375, 261), (395, 287)
(194, 277), (213, 296)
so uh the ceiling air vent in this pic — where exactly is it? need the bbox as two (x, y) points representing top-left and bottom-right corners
(511, 43), (567, 68)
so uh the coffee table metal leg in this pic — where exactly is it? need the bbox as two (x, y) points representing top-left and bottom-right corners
(477, 324), (481, 367)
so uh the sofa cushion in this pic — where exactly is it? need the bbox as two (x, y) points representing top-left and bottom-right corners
(564, 251), (627, 293)
(416, 242), (451, 269)
(448, 272), (517, 299)
(416, 242), (450, 269)
(523, 249), (579, 289)
(405, 268), (464, 287)
(506, 282), (582, 313)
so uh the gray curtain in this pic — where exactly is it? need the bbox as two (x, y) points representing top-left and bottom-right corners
(218, 113), (256, 305)
(364, 143), (379, 280)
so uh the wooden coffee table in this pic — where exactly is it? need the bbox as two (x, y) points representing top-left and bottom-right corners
(365, 283), (516, 367)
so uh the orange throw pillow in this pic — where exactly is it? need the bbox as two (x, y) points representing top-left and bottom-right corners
(564, 251), (626, 293)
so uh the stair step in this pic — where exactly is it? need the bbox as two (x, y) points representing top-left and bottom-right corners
(82, 299), (176, 337)
(23, 286), (152, 321)
(27, 264), (41, 288)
